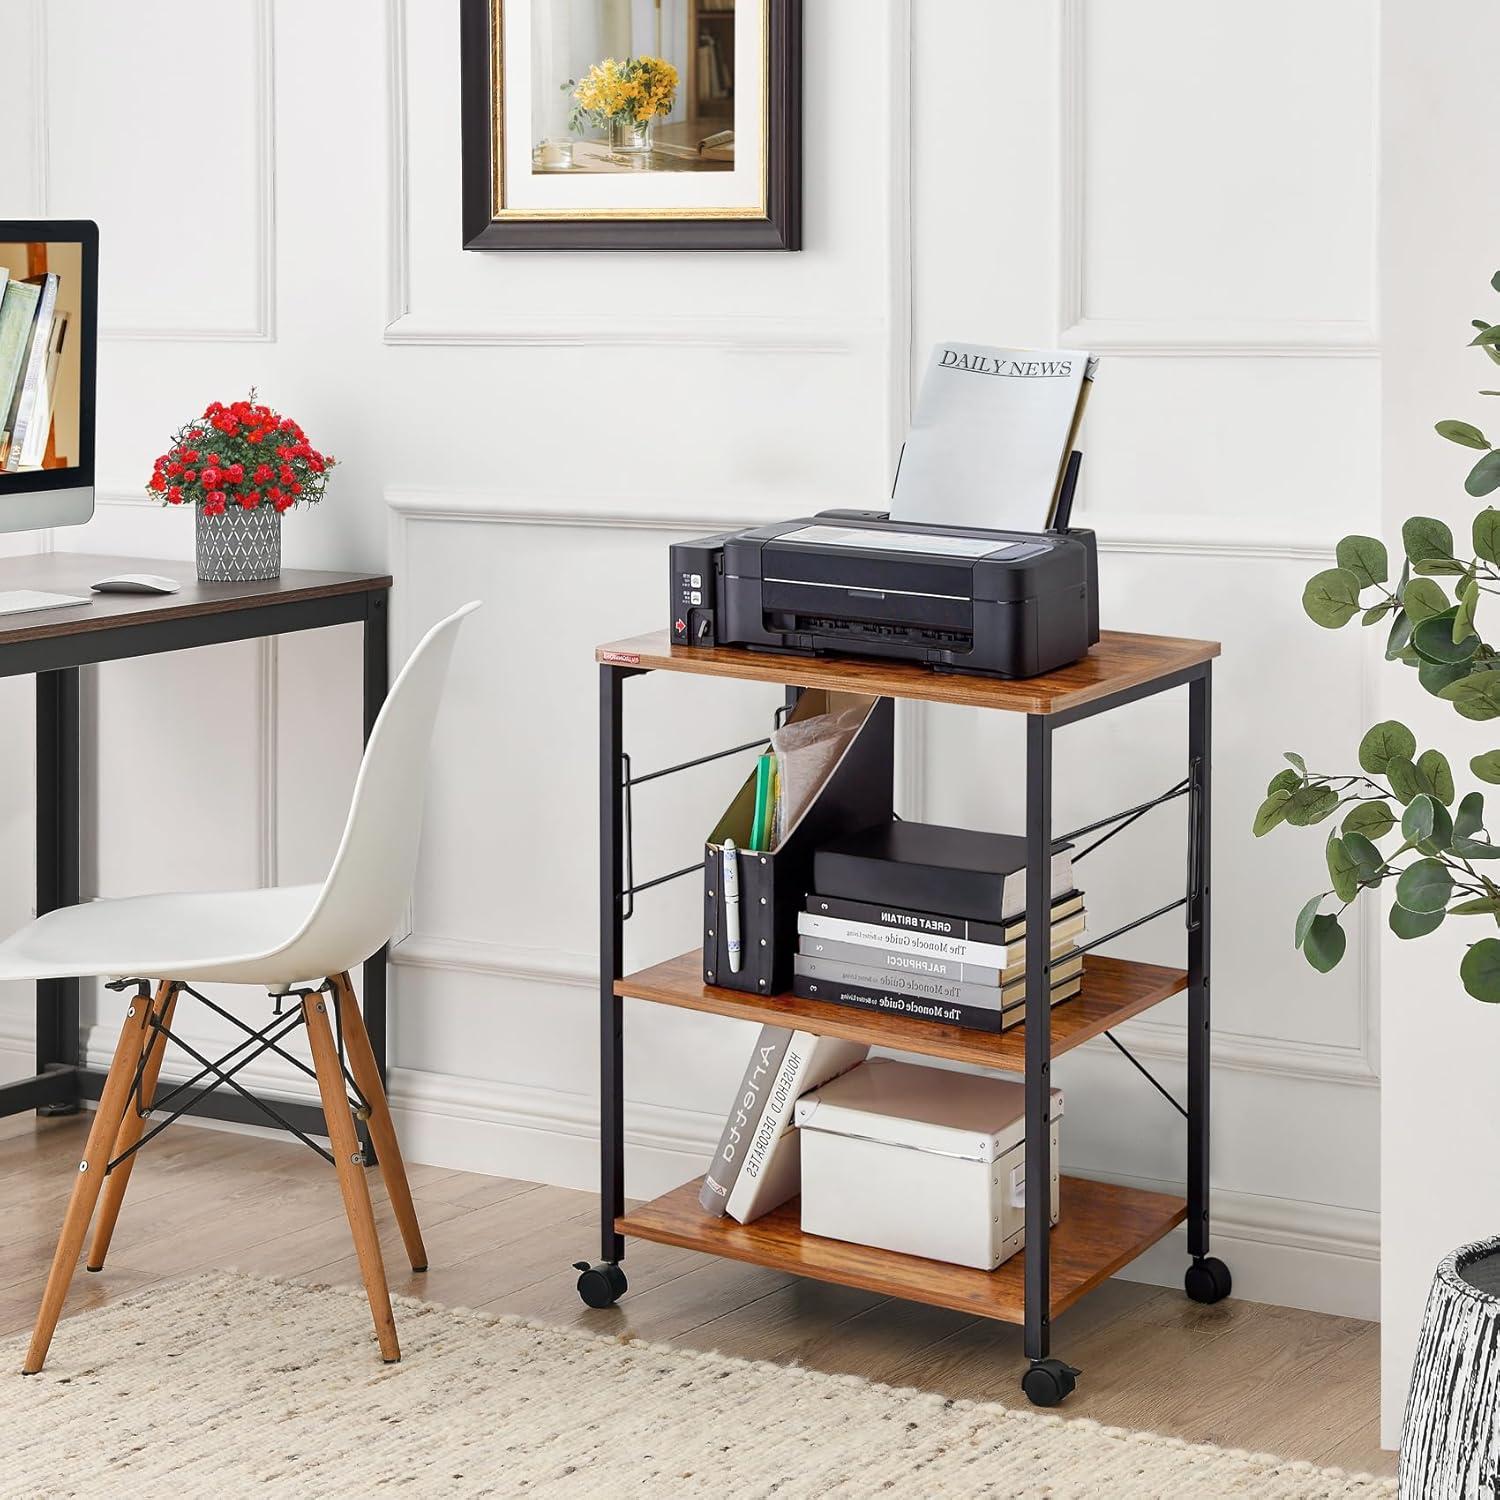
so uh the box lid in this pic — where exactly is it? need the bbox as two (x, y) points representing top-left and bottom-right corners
(793, 1058), (1063, 1164)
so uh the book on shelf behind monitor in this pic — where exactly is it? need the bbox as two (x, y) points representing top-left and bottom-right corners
(813, 821), (1074, 927)
(3, 272), (58, 472)
(0, 276), (42, 462)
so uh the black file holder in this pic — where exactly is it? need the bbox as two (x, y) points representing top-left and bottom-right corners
(703, 692), (894, 995)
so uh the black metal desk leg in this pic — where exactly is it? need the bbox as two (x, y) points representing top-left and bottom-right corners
(599, 664), (626, 1265)
(573, 664), (630, 1311)
(1187, 665), (1212, 1258)
(35, 668), (80, 1114)
(1023, 714), (1053, 1363)
(361, 594), (389, 1080)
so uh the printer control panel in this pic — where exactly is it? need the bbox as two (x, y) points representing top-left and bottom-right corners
(668, 537), (728, 646)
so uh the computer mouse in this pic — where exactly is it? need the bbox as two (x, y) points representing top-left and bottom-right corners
(90, 574), (181, 595)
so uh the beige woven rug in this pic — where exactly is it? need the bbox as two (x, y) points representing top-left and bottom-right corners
(2, 1272), (1392, 1498)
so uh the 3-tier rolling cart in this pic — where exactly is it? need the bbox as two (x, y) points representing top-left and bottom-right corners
(575, 627), (1227, 1406)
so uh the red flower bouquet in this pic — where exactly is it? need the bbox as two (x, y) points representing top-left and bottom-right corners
(147, 393), (336, 515)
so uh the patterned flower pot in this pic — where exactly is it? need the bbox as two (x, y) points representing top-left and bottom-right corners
(196, 504), (281, 583)
(1399, 1236), (1500, 1496)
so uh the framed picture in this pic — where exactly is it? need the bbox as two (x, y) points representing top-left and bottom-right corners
(460, 0), (801, 250)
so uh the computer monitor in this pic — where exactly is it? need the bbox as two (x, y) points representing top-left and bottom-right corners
(0, 220), (97, 615)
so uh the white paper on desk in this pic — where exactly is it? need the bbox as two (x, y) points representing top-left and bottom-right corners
(890, 342), (1096, 532)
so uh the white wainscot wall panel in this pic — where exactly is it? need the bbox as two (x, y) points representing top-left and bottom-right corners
(387, 0), (907, 359)
(1076, 357), (1378, 543)
(40, 0), (275, 340)
(1064, 0), (1376, 351)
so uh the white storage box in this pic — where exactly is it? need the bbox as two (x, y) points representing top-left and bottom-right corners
(793, 1058), (1061, 1271)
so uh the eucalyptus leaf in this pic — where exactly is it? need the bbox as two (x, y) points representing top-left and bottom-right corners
(1402, 793), (1436, 843)
(1387, 611), (1415, 660)
(1451, 897), (1500, 916)
(1343, 800), (1396, 840)
(1362, 601), (1394, 626)
(1419, 657), (1473, 697)
(1456, 579), (1481, 644)
(1357, 720), (1416, 774)
(1386, 755), (1423, 803)
(1283, 784), (1340, 827)
(1285, 751), (1308, 775)
(1253, 790), (1292, 837)
(1420, 799), (1455, 854)
(1436, 419), (1491, 450)
(1294, 894), (1324, 949)
(1326, 836), (1358, 901)
(1440, 670), (1500, 721)
(1401, 578), (1449, 625)
(1390, 903), (1445, 939)
(1335, 535), (1388, 588)
(1411, 611), (1478, 664)
(1302, 568), (1364, 629)
(1340, 830), (1384, 884)
(1416, 559), (1470, 577)
(1492, 270), (1500, 292)
(1468, 450), (1500, 498)
(1396, 858), (1454, 913)
(1472, 750), (1500, 784)
(1303, 914), (1346, 973)
(1461, 938), (1500, 1002)
(1456, 790), (1486, 840)
(1472, 326), (1500, 348)
(1418, 748), (1456, 805)
(1402, 516), (1456, 566)
(1267, 768), (1301, 796)
(1476, 509), (1500, 564)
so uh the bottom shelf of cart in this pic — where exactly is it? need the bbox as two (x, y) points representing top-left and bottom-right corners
(617, 1175), (1187, 1324)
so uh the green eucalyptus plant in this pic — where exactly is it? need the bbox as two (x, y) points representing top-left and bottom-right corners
(1255, 270), (1500, 1002)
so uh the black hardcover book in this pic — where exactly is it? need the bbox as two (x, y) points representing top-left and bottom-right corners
(803, 889), (1084, 946)
(813, 821), (1074, 925)
(793, 973), (1001, 1033)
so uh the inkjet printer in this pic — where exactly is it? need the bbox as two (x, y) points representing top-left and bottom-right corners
(669, 513), (1099, 680)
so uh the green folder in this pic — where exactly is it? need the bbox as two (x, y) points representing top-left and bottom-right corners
(749, 751), (775, 852)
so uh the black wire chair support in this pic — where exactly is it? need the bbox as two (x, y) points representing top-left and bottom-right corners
(99, 976), (375, 1175)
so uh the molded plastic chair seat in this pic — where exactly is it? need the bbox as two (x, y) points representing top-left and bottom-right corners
(0, 885), (323, 986)
(16, 600), (481, 1377)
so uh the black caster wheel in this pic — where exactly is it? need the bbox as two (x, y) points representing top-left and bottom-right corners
(1020, 1358), (1079, 1407)
(1185, 1256), (1233, 1305)
(573, 1260), (628, 1309)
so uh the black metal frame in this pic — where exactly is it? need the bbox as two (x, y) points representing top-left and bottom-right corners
(595, 657), (1213, 1377)
(0, 584), (391, 1142)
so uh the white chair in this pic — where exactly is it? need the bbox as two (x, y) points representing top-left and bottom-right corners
(3, 600), (481, 1374)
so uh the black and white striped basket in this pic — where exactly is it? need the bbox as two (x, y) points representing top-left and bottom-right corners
(1400, 1235), (1500, 1498)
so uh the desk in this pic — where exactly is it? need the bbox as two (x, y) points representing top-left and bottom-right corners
(0, 552), (392, 1142)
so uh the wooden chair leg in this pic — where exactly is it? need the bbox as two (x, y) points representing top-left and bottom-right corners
(330, 972), (427, 1273)
(303, 991), (400, 1363)
(25, 992), (154, 1373)
(87, 980), (180, 1273)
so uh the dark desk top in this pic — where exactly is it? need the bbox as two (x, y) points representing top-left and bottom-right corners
(0, 553), (391, 647)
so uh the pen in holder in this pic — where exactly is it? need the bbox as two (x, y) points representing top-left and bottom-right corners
(703, 692), (894, 996)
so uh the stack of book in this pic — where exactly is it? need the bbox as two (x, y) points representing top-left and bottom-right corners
(792, 821), (1087, 1034)
(0, 266), (66, 473)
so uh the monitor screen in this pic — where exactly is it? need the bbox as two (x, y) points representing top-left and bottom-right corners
(0, 221), (96, 518)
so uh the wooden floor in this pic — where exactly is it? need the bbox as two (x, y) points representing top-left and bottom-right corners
(0, 1112), (1395, 1479)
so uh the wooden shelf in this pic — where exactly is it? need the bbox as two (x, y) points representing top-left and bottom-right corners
(615, 951), (1187, 1072)
(596, 628), (1220, 716)
(620, 1176), (1187, 1324)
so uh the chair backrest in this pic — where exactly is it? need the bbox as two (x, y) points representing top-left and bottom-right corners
(276, 601), (480, 980)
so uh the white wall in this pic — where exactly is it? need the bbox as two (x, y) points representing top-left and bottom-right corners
(1379, 0), (1500, 1447)
(7, 0), (1383, 1330)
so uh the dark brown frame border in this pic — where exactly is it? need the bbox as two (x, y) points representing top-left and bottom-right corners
(460, 0), (801, 250)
